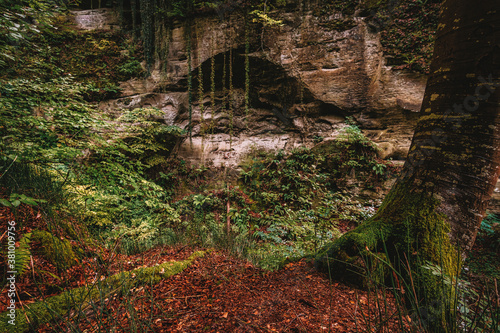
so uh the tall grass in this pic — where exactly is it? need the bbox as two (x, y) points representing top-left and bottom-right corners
(347, 243), (500, 332)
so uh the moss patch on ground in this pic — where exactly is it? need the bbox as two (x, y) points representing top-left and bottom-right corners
(0, 250), (207, 332)
(31, 229), (78, 270)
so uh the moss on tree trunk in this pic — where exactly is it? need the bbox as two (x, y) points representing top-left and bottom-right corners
(316, 181), (461, 326)
(316, 0), (499, 328)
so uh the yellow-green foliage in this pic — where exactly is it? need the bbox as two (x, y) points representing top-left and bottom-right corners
(31, 230), (78, 269)
(14, 234), (32, 276)
(0, 251), (207, 332)
(250, 10), (284, 26)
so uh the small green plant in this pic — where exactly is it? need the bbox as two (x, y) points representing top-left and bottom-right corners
(2, 233), (32, 276)
(480, 213), (500, 237)
(118, 59), (144, 78)
(313, 135), (324, 143)
(372, 162), (386, 176)
(0, 193), (46, 208)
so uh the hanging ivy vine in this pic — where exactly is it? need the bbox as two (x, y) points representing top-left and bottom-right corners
(186, 22), (193, 141)
(140, 0), (155, 74)
(222, 51), (227, 124)
(210, 36), (216, 134)
(197, 23), (205, 140)
(130, 0), (138, 39)
(118, 0), (124, 27)
(162, 26), (172, 75)
(155, 0), (171, 75)
(298, 0), (304, 105)
(228, 29), (234, 148)
(244, 13), (250, 127)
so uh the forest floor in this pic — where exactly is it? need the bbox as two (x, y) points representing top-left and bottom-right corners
(0, 199), (407, 332)
(1, 192), (499, 332)
(0, 198), (496, 332)
(0, 189), (498, 333)
(37, 250), (401, 332)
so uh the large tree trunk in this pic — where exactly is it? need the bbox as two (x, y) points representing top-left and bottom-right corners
(403, 0), (500, 253)
(316, 0), (499, 327)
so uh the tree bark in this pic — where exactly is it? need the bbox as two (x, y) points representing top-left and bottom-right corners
(403, 0), (500, 253)
(316, 0), (499, 327)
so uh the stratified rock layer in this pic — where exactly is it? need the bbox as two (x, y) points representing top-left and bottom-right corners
(88, 9), (424, 167)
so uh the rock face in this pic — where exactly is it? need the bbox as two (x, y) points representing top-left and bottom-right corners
(93, 8), (426, 167)
(71, 8), (120, 31)
(75, 8), (500, 213)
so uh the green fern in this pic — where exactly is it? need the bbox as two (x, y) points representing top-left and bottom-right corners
(16, 233), (32, 276)
(3, 233), (32, 276)
(481, 213), (500, 235)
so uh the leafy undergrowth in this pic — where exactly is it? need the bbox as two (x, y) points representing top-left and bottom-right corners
(0, 195), (202, 332)
(461, 214), (500, 324)
(1, 13), (144, 102)
(165, 125), (394, 271)
(0, 11), (180, 253)
(0, 198), (196, 311)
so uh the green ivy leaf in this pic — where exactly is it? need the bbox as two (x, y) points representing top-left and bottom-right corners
(0, 198), (12, 207)
(21, 198), (39, 206)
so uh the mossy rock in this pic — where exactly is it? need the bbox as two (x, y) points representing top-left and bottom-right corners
(31, 230), (78, 269)
(311, 139), (343, 157)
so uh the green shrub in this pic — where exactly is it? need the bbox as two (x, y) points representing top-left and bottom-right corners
(118, 59), (144, 78)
